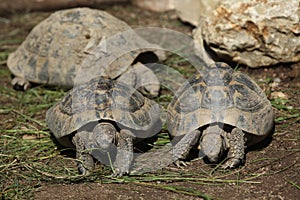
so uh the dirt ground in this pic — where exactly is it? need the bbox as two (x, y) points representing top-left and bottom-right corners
(0, 2), (299, 200)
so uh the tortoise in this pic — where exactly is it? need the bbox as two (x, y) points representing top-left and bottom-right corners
(166, 62), (274, 168)
(7, 7), (165, 97)
(132, 62), (274, 173)
(45, 76), (161, 176)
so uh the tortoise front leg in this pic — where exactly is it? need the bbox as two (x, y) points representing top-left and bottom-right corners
(112, 129), (134, 177)
(72, 131), (94, 175)
(172, 129), (201, 166)
(222, 128), (246, 169)
(11, 77), (31, 91)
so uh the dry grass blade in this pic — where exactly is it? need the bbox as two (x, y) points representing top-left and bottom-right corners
(285, 179), (300, 190)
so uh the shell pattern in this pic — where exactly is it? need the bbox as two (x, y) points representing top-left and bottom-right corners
(46, 77), (161, 147)
(167, 62), (274, 143)
(7, 7), (164, 88)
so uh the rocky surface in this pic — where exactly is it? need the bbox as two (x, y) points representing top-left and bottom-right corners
(131, 0), (174, 12)
(194, 0), (300, 68)
(132, 0), (220, 26)
(173, 0), (219, 26)
(0, 0), (129, 14)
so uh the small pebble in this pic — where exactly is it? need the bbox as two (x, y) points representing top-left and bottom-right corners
(270, 91), (288, 99)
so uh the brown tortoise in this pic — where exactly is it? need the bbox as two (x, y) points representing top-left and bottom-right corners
(46, 77), (161, 176)
(7, 7), (165, 97)
(167, 62), (274, 168)
(132, 62), (274, 173)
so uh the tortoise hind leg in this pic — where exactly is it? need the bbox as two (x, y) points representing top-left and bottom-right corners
(11, 77), (31, 90)
(72, 131), (94, 175)
(222, 128), (246, 169)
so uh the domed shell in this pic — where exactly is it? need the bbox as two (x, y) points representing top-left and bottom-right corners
(46, 77), (161, 147)
(167, 62), (274, 137)
(7, 7), (164, 88)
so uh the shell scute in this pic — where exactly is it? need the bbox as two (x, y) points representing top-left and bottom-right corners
(167, 62), (274, 139)
(46, 77), (161, 147)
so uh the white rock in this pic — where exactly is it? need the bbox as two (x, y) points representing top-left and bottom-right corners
(132, 0), (220, 26)
(194, 0), (300, 68)
(131, 0), (175, 12)
(173, 0), (219, 26)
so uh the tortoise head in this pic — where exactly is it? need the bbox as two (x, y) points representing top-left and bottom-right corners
(118, 62), (160, 98)
(131, 62), (160, 98)
(199, 125), (226, 163)
(93, 122), (116, 152)
(137, 83), (160, 98)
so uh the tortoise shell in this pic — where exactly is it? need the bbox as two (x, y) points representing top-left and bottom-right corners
(7, 7), (164, 88)
(46, 77), (161, 147)
(167, 62), (274, 138)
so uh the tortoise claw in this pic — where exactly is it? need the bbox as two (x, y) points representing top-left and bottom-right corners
(221, 158), (242, 169)
(78, 164), (91, 176)
(11, 77), (31, 90)
(111, 168), (129, 177)
(174, 160), (190, 168)
(76, 156), (94, 176)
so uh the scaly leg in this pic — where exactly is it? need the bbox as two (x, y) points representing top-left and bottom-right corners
(172, 130), (201, 166)
(72, 131), (94, 175)
(222, 128), (246, 169)
(112, 129), (134, 177)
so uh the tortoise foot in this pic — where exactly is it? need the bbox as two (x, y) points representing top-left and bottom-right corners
(111, 167), (129, 177)
(76, 156), (94, 176)
(11, 77), (31, 90)
(221, 158), (243, 169)
(174, 160), (190, 168)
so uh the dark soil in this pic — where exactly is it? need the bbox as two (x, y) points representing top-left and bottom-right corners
(0, 2), (299, 200)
